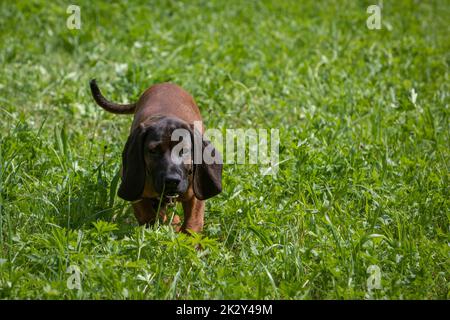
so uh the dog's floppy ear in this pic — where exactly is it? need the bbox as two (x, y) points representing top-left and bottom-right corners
(191, 128), (223, 200)
(118, 124), (147, 201)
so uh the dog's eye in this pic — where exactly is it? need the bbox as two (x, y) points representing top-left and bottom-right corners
(147, 146), (161, 155)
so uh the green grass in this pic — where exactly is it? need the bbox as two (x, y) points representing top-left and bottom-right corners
(0, 0), (449, 299)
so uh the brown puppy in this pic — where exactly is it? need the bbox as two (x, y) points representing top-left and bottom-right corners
(89, 79), (222, 233)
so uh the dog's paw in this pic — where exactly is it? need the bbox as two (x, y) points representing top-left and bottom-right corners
(171, 214), (181, 225)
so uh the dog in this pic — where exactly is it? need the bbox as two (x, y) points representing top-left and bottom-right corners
(89, 79), (222, 233)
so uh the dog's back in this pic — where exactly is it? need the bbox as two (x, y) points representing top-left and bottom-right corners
(133, 83), (202, 131)
(90, 80), (203, 132)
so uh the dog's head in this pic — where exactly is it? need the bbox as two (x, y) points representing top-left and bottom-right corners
(118, 116), (222, 202)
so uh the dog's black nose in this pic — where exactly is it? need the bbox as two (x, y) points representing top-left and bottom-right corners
(164, 175), (181, 193)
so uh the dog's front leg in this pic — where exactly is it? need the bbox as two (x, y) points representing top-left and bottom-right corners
(132, 199), (159, 226)
(132, 199), (181, 228)
(181, 197), (205, 233)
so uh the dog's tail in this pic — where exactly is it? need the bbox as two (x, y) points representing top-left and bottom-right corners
(89, 79), (136, 114)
